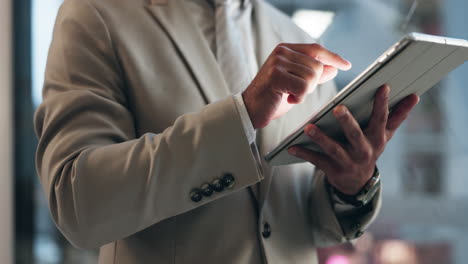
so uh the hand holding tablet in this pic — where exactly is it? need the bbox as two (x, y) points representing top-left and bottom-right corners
(265, 33), (468, 166)
(289, 84), (419, 195)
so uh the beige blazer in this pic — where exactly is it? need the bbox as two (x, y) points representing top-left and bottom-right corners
(34, 0), (381, 263)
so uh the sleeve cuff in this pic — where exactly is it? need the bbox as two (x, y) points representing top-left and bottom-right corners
(233, 92), (256, 145)
(309, 169), (382, 244)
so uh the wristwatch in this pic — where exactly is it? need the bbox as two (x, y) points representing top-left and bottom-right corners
(330, 167), (381, 207)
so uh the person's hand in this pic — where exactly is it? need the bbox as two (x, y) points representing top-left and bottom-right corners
(242, 43), (352, 129)
(288, 85), (420, 195)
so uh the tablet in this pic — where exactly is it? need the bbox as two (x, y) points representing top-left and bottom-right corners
(265, 32), (468, 166)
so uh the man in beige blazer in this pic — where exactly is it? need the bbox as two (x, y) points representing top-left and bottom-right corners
(34, 0), (419, 263)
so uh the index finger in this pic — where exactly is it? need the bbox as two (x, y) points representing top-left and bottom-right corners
(280, 43), (352, 71)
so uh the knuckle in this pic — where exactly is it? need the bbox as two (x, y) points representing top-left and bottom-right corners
(351, 129), (362, 140)
(360, 148), (373, 161)
(380, 111), (389, 123)
(271, 54), (284, 65)
(328, 146), (340, 158)
(311, 58), (323, 67)
(271, 65), (283, 75)
(305, 70), (318, 82)
(311, 43), (323, 50)
(274, 45), (288, 55)
(375, 136), (387, 153)
(379, 116), (387, 124)
(309, 59), (324, 72)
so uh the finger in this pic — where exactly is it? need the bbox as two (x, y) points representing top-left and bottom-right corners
(304, 124), (350, 164)
(333, 105), (372, 161)
(386, 94), (420, 133)
(274, 45), (323, 70)
(288, 146), (333, 172)
(366, 85), (390, 149)
(319, 65), (338, 84)
(280, 57), (323, 88)
(277, 71), (308, 104)
(280, 43), (352, 71)
(273, 46), (335, 85)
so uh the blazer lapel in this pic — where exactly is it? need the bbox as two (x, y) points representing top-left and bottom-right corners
(145, 0), (230, 104)
(253, 0), (281, 68)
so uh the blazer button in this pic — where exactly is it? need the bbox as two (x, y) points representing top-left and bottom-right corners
(221, 173), (236, 189)
(355, 230), (364, 238)
(190, 189), (203, 203)
(211, 178), (224, 192)
(262, 222), (271, 238)
(351, 223), (361, 231)
(200, 183), (213, 197)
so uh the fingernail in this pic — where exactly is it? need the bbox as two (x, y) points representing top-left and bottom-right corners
(382, 85), (390, 99)
(340, 57), (352, 70)
(334, 105), (347, 117)
(288, 147), (297, 156)
(345, 59), (352, 69)
(308, 126), (316, 137)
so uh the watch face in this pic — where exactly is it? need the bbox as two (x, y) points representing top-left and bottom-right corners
(356, 174), (381, 204)
(360, 177), (381, 204)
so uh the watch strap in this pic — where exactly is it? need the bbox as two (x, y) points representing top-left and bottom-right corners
(328, 167), (380, 207)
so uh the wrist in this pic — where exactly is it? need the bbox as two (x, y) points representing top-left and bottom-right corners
(328, 167), (380, 207)
(242, 87), (282, 129)
(242, 90), (262, 129)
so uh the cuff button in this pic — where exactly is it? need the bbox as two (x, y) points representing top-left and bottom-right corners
(351, 223), (361, 231)
(190, 189), (203, 203)
(355, 230), (364, 238)
(262, 222), (271, 238)
(211, 178), (224, 192)
(221, 173), (236, 189)
(201, 183), (214, 197)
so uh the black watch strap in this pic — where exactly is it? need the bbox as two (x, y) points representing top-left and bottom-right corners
(328, 167), (380, 207)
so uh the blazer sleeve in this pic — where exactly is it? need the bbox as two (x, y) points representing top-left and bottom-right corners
(309, 170), (382, 246)
(34, 0), (262, 249)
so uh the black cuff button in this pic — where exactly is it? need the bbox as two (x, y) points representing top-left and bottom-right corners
(190, 189), (203, 203)
(351, 223), (361, 231)
(201, 183), (214, 197)
(211, 178), (224, 192)
(355, 230), (364, 238)
(221, 173), (235, 189)
(262, 222), (271, 238)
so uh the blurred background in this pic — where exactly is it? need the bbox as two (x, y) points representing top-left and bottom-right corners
(1, 0), (468, 263)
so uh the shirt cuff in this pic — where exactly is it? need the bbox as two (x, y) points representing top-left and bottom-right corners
(328, 180), (381, 214)
(330, 190), (359, 214)
(233, 93), (256, 145)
